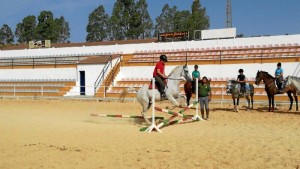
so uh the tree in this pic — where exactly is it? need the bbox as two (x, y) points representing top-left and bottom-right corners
(86, 5), (109, 42)
(34, 11), (70, 43)
(189, 0), (210, 39)
(174, 10), (191, 32)
(109, 0), (126, 40)
(15, 15), (37, 43)
(109, 0), (136, 40)
(154, 4), (178, 36)
(35, 11), (56, 41)
(135, 0), (153, 39)
(0, 24), (14, 45)
(55, 16), (70, 43)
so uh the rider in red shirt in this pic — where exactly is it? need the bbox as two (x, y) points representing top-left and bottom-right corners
(153, 55), (168, 99)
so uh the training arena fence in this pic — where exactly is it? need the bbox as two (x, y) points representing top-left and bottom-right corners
(0, 85), (294, 106)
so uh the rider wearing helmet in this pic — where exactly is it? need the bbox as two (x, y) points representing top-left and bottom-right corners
(153, 55), (168, 99)
(237, 69), (246, 96)
(192, 65), (200, 93)
(275, 62), (284, 91)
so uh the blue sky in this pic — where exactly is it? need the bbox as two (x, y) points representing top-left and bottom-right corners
(0, 0), (299, 42)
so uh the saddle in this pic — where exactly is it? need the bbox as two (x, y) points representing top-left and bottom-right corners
(148, 82), (158, 89)
(148, 79), (167, 89)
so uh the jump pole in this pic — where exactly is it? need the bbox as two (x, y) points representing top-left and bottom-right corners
(145, 78), (162, 133)
(90, 113), (164, 120)
(193, 78), (202, 121)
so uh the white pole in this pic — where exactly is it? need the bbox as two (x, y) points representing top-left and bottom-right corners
(145, 78), (162, 133)
(193, 78), (202, 121)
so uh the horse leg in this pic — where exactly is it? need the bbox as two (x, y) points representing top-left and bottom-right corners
(294, 94), (298, 111)
(271, 95), (275, 112)
(137, 94), (152, 125)
(251, 94), (254, 110)
(236, 96), (240, 112)
(287, 91), (293, 111)
(166, 95), (180, 110)
(246, 96), (250, 111)
(186, 94), (191, 106)
(267, 94), (271, 112)
(232, 98), (236, 111)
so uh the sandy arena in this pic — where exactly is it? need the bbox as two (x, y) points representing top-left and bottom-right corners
(0, 98), (299, 169)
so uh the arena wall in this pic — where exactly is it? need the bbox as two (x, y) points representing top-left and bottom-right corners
(0, 68), (76, 81)
(116, 62), (298, 81)
(0, 34), (299, 58)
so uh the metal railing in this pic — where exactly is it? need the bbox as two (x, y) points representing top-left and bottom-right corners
(93, 56), (112, 93)
(0, 56), (89, 68)
(292, 62), (300, 76)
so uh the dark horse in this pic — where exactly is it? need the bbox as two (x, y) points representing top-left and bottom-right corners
(184, 79), (211, 106)
(255, 71), (298, 112)
(226, 80), (254, 112)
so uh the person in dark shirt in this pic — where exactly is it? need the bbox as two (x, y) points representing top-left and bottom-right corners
(237, 69), (246, 96)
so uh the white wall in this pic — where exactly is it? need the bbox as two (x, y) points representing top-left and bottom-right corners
(117, 62), (299, 80)
(0, 68), (76, 81)
(1, 34), (299, 58)
(65, 58), (120, 96)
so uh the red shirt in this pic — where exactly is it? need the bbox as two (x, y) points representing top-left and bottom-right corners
(153, 61), (165, 77)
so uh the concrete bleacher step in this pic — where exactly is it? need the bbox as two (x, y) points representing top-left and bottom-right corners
(0, 81), (75, 97)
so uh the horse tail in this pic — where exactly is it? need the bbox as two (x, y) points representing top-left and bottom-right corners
(119, 86), (138, 102)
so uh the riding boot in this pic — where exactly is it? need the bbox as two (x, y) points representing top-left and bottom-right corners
(201, 109), (205, 119)
(160, 90), (167, 100)
(205, 109), (209, 120)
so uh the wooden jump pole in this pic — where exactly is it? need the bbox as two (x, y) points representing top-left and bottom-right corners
(90, 113), (164, 120)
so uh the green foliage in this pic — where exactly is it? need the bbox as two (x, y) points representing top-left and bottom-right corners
(136, 0), (153, 39)
(15, 15), (37, 43)
(154, 0), (209, 40)
(154, 4), (178, 36)
(0, 24), (14, 45)
(15, 11), (70, 43)
(86, 5), (109, 42)
(188, 0), (210, 39)
(108, 0), (153, 40)
(55, 16), (70, 43)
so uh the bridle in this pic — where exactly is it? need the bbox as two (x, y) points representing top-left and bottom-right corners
(167, 66), (190, 81)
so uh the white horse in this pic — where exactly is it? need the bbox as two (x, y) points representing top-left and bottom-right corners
(136, 65), (191, 124)
(284, 76), (300, 95)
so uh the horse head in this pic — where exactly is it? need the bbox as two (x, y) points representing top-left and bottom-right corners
(255, 70), (263, 85)
(181, 65), (192, 82)
(226, 80), (239, 94)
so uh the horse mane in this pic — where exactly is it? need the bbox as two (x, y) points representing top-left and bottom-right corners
(287, 76), (300, 81)
(260, 71), (275, 79)
(167, 66), (180, 77)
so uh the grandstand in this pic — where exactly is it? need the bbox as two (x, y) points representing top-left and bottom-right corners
(0, 33), (299, 102)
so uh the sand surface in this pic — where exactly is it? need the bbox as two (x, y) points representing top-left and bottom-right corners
(0, 99), (299, 169)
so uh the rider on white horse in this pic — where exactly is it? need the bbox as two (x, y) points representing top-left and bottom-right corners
(153, 55), (168, 100)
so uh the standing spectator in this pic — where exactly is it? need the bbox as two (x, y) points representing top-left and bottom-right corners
(198, 76), (211, 120)
(192, 65), (200, 93)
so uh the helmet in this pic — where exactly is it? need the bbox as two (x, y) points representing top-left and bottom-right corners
(277, 62), (281, 67)
(194, 65), (198, 69)
(238, 69), (244, 73)
(160, 55), (168, 62)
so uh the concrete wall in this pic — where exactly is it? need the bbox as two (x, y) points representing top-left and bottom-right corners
(1, 34), (299, 58)
(0, 68), (76, 81)
(117, 62), (299, 80)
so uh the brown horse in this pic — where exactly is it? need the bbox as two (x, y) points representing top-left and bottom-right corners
(255, 71), (298, 112)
